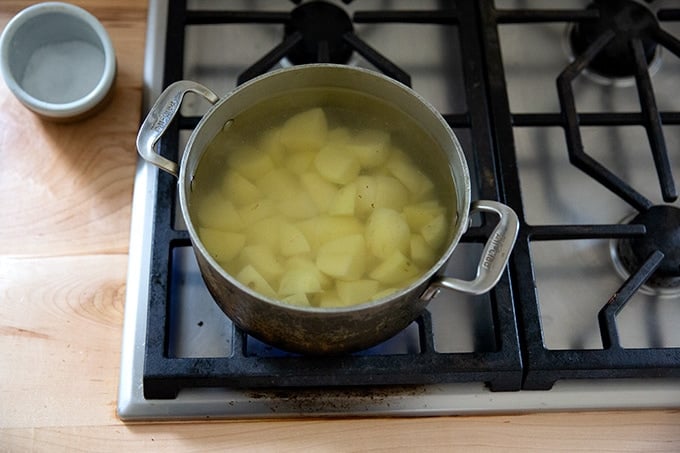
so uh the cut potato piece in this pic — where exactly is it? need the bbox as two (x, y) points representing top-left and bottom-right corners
(277, 191), (319, 220)
(421, 214), (448, 250)
(296, 215), (364, 251)
(256, 168), (299, 201)
(259, 128), (285, 165)
(285, 256), (332, 290)
(238, 199), (275, 226)
(410, 233), (439, 268)
(387, 148), (434, 199)
(327, 127), (351, 145)
(246, 216), (283, 250)
(281, 293), (311, 307)
(301, 172), (338, 212)
(403, 200), (446, 232)
(221, 170), (262, 207)
(336, 279), (380, 305)
(314, 143), (361, 184)
(370, 250), (421, 286)
(279, 222), (311, 256)
(227, 145), (274, 181)
(347, 129), (391, 169)
(285, 150), (316, 175)
(374, 175), (410, 211)
(328, 182), (356, 216)
(365, 208), (410, 259)
(279, 107), (328, 153)
(317, 289), (343, 308)
(354, 175), (409, 217)
(195, 192), (244, 231)
(236, 264), (277, 299)
(238, 244), (283, 284)
(199, 227), (245, 263)
(355, 175), (378, 219)
(278, 267), (323, 296)
(316, 234), (367, 281)
(371, 287), (398, 301)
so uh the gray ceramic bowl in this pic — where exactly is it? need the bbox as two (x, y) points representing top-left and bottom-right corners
(0, 2), (116, 121)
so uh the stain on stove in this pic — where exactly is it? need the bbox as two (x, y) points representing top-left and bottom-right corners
(246, 385), (429, 412)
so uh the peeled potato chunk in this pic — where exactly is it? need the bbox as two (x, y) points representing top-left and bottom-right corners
(374, 175), (410, 211)
(316, 234), (367, 281)
(285, 150), (316, 175)
(301, 172), (339, 212)
(259, 128), (285, 165)
(195, 192), (244, 232)
(403, 200), (446, 232)
(410, 233), (439, 268)
(221, 170), (262, 207)
(227, 145), (274, 181)
(328, 182), (356, 216)
(370, 250), (421, 286)
(238, 244), (283, 284)
(277, 191), (319, 220)
(257, 168), (299, 201)
(421, 214), (448, 250)
(238, 199), (275, 226)
(199, 227), (245, 263)
(365, 208), (410, 259)
(296, 215), (364, 252)
(317, 289), (343, 308)
(279, 222), (311, 256)
(314, 143), (361, 185)
(279, 267), (323, 297)
(236, 264), (277, 299)
(336, 279), (380, 305)
(281, 293), (311, 307)
(355, 175), (378, 219)
(346, 128), (391, 169)
(285, 256), (332, 290)
(246, 216), (283, 250)
(387, 148), (434, 199)
(279, 107), (328, 153)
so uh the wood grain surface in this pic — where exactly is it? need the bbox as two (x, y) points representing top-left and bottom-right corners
(1, 1), (679, 451)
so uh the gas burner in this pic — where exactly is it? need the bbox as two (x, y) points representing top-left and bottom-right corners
(284, 1), (354, 64)
(611, 206), (680, 296)
(567, 0), (662, 85)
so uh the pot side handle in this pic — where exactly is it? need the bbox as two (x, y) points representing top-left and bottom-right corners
(422, 200), (519, 299)
(136, 80), (220, 177)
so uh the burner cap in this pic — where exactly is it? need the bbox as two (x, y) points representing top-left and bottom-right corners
(569, 1), (659, 79)
(616, 205), (680, 289)
(284, 1), (354, 65)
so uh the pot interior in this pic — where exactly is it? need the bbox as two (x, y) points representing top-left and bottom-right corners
(179, 64), (471, 308)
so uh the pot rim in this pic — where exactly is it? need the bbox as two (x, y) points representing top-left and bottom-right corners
(178, 63), (472, 313)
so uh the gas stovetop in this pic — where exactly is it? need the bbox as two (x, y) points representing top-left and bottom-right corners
(118, 0), (680, 420)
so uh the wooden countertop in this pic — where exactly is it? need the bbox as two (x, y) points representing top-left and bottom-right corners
(1, 1), (678, 451)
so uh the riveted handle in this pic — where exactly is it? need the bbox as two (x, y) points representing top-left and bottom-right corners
(136, 80), (220, 177)
(422, 200), (519, 299)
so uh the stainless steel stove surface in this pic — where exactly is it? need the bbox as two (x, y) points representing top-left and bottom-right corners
(118, 0), (680, 420)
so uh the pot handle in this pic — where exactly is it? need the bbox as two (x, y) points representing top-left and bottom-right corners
(421, 200), (519, 300)
(136, 80), (220, 177)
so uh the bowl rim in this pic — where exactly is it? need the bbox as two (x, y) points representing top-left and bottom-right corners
(0, 1), (116, 119)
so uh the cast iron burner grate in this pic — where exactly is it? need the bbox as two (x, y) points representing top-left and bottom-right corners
(569, 0), (661, 80)
(491, 0), (680, 389)
(141, 0), (680, 399)
(143, 0), (521, 400)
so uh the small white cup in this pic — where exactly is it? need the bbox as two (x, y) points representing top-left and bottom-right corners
(0, 2), (116, 121)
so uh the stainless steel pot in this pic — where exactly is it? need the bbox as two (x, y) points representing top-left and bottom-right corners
(137, 64), (519, 354)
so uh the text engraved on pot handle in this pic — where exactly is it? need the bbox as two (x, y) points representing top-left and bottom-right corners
(136, 80), (219, 177)
(422, 200), (519, 299)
